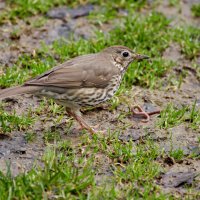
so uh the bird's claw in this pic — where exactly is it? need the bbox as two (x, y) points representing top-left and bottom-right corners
(79, 124), (106, 135)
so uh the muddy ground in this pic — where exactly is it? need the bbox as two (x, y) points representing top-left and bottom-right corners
(0, 0), (200, 198)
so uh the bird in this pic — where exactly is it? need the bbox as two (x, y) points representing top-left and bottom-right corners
(0, 45), (157, 134)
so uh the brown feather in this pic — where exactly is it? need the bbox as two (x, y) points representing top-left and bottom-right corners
(24, 53), (119, 89)
(0, 86), (40, 99)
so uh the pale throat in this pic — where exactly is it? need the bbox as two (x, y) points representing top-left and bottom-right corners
(112, 56), (125, 72)
(114, 59), (130, 75)
(113, 61), (123, 72)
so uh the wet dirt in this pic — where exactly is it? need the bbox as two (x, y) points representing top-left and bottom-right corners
(0, 5), (96, 66)
(157, 159), (200, 196)
(0, 0), (200, 197)
(156, 0), (200, 27)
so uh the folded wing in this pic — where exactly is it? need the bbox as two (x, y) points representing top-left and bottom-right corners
(25, 53), (117, 89)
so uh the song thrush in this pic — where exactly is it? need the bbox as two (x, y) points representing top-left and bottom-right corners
(0, 46), (158, 134)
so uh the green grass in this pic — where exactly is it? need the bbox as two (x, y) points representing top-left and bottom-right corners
(0, 146), (95, 199)
(172, 26), (200, 59)
(28, 16), (47, 28)
(0, 53), (56, 88)
(0, 134), (169, 199)
(169, 149), (184, 161)
(191, 3), (200, 17)
(88, 0), (155, 24)
(0, 0), (150, 24)
(43, 130), (61, 143)
(168, 0), (180, 6)
(0, 105), (33, 133)
(0, 0), (68, 23)
(158, 102), (200, 130)
(0, 1), (199, 199)
(25, 131), (37, 142)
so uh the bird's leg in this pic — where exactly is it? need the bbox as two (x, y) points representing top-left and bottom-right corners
(131, 105), (160, 122)
(66, 108), (95, 134)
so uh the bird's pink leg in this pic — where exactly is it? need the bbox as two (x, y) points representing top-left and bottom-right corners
(131, 105), (160, 122)
(66, 109), (96, 134)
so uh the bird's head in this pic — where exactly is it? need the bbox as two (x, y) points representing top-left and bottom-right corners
(102, 45), (149, 72)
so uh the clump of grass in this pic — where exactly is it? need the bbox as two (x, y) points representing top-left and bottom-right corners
(89, 0), (151, 24)
(10, 27), (21, 40)
(168, 0), (180, 6)
(188, 100), (200, 130)
(169, 149), (184, 161)
(0, 53), (56, 88)
(94, 135), (163, 199)
(123, 59), (172, 89)
(0, 0), (67, 22)
(25, 131), (37, 142)
(28, 16), (47, 28)
(0, 146), (95, 199)
(172, 26), (200, 59)
(100, 0), (149, 11)
(0, 107), (33, 133)
(43, 131), (61, 143)
(158, 104), (187, 129)
(191, 3), (200, 17)
(108, 12), (171, 56)
(158, 102), (200, 130)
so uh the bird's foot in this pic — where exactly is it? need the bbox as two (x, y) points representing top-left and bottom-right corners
(66, 109), (102, 134)
(79, 124), (106, 134)
(78, 124), (96, 134)
(131, 105), (160, 122)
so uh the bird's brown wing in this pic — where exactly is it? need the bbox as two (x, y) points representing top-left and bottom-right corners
(25, 53), (118, 89)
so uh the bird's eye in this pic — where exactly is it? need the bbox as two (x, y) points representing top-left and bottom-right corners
(122, 51), (129, 57)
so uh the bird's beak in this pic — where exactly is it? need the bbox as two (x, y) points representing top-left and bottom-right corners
(133, 54), (149, 61)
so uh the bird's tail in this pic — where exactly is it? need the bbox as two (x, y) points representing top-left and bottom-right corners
(0, 85), (40, 99)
